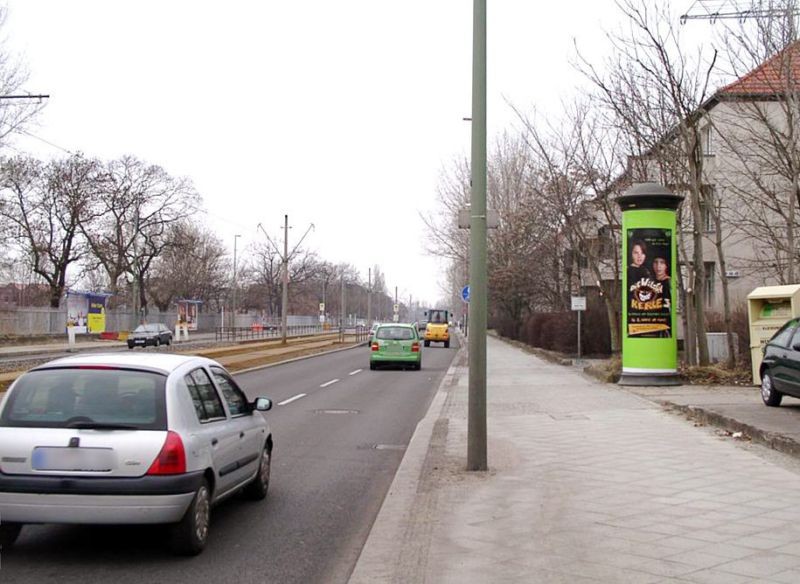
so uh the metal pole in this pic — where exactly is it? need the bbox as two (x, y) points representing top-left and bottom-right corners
(577, 309), (582, 363)
(281, 214), (289, 345)
(341, 273), (345, 342)
(367, 268), (372, 326)
(467, 0), (487, 471)
(233, 234), (240, 332)
(131, 204), (139, 330)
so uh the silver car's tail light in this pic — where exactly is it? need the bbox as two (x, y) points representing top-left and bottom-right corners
(147, 431), (186, 475)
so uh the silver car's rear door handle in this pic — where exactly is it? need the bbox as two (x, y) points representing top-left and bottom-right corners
(211, 438), (218, 446)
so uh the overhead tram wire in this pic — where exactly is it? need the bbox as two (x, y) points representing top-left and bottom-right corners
(681, 0), (800, 23)
(18, 130), (75, 155)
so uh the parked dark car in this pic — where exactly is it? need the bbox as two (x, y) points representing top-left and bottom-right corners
(760, 317), (800, 406)
(128, 323), (173, 349)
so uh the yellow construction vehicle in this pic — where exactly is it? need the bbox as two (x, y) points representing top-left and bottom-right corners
(423, 309), (450, 348)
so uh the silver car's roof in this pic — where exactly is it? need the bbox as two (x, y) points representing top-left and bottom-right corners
(30, 353), (217, 375)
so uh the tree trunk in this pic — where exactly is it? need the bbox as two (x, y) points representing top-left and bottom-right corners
(677, 260), (696, 366)
(603, 291), (621, 354)
(688, 135), (710, 365)
(711, 200), (736, 368)
(49, 288), (61, 309)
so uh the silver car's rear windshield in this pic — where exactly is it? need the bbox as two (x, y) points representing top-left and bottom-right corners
(376, 327), (415, 340)
(0, 367), (168, 430)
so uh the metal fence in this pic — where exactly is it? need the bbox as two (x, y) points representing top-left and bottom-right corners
(0, 307), (369, 337)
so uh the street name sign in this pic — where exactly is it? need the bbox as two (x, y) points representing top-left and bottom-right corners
(571, 296), (586, 311)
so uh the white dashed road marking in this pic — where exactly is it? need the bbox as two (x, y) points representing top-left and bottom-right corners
(278, 393), (306, 406)
(349, 369), (362, 376)
(320, 379), (339, 388)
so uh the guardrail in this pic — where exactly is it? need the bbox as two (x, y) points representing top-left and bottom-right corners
(216, 324), (371, 343)
(215, 324), (321, 342)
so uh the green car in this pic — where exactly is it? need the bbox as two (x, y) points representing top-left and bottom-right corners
(369, 323), (422, 370)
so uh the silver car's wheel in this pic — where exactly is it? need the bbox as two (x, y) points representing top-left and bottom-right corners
(171, 480), (211, 555)
(761, 371), (783, 407)
(244, 447), (271, 500)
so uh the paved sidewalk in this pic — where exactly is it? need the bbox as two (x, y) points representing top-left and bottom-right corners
(625, 384), (800, 459)
(351, 335), (800, 583)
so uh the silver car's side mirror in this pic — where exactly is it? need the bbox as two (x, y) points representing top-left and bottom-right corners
(253, 397), (272, 412)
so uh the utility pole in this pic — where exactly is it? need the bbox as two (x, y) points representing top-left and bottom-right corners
(282, 215), (289, 344)
(367, 268), (372, 326)
(257, 217), (314, 345)
(341, 272), (346, 340)
(131, 203), (140, 330)
(468, 0), (488, 471)
(232, 234), (241, 330)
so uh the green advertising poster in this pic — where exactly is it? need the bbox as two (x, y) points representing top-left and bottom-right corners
(622, 209), (678, 374)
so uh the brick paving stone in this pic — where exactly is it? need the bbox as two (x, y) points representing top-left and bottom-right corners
(350, 335), (800, 583)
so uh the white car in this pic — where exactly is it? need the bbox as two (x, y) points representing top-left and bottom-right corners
(0, 353), (273, 555)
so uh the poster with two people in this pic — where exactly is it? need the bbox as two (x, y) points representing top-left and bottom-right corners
(627, 228), (672, 338)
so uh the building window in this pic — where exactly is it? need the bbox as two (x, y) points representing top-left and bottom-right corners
(699, 185), (716, 233)
(703, 125), (714, 156)
(704, 262), (715, 306)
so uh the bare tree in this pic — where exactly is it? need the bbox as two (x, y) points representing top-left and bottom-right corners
(577, 0), (719, 365)
(0, 154), (101, 307)
(147, 222), (229, 312)
(246, 238), (319, 318)
(424, 135), (565, 335)
(713, 3), (800, 282)
(516, 99), (626, 353)
(0, 8), (46, 148)
(80, 156), (200, 313)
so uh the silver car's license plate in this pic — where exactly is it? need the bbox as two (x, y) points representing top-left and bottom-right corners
(32, 447), (115, 471)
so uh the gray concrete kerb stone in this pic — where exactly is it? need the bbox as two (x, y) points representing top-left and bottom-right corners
(348, 335), (466, 584)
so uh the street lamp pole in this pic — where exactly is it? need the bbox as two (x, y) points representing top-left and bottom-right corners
(340, 272), (346, 340)
(281, 215), (289, 345)
(467, 0), (488, 471)
(367, 267), (372, 326)
(232, 234), (241, 331)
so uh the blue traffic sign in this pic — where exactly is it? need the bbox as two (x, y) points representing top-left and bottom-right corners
(462, 285), (470, 302)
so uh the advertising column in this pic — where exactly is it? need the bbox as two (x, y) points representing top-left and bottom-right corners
(617, 183), (684, 385)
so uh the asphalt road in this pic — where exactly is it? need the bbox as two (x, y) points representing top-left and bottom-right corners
(1, 337), (460, 584)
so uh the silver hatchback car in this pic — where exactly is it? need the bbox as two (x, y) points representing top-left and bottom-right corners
(0, 353), (273, 555)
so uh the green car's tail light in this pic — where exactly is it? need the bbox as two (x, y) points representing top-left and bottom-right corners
(371, 342), (379, 352)
(411, 342), (420, 352)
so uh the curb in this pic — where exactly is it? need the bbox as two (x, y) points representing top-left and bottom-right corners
(348, 336), (466, 583)
(662, 401), (800, 458)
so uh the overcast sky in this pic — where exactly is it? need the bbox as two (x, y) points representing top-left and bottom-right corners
(1, 0), (700, 307)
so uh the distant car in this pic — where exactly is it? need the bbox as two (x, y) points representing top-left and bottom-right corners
(0, 353), (274, 555)
(369, 323), (422, 371)
(128, 323), (173, 349)
(367, 322), (381, 345)
(760, 317), (800, 406)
